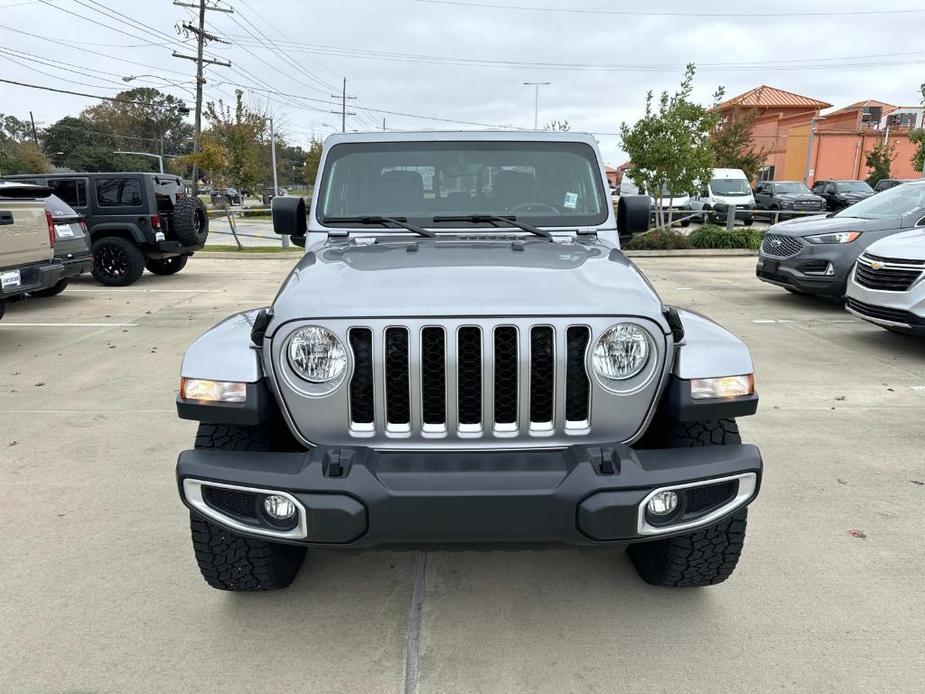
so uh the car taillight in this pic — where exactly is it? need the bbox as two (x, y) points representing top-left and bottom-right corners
(151, 215), (162, 229)
(80, 220), (88, 234)
(45, 210), (56, 248)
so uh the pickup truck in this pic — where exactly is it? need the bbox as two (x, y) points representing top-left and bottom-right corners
(0, 182), (64, 320)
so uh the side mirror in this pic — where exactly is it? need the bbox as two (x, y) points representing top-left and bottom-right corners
(290, 235), (306, 248)
(617, 195), (651, 243)
(271, 195), (306, 236)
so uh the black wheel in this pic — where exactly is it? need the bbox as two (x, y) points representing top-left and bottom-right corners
(188, 423), (306, 591)
(145, 255), (188, 275)
(173, 196), (209, 246)
(0, 301), (5, 321)
(91, 236), (145, 286)
(680, 219), (691, 227)
(628, 419), (749, 587)
(28, 278), (70, 298)
(743, 218), (754, 227)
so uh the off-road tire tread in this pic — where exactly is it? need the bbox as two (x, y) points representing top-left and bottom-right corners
(173, 196), (209, 246)
(667, 417), (741, 447)
(628, 510), (748, 587)
(188, 423), (305, 591)
(145, 254), (188, 275)
(190, 516), (305, 591)
(91, 236), (145, 287)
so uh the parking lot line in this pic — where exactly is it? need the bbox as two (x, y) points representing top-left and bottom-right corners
(65, 289), (224, 293)
(0, 322), (139, 327)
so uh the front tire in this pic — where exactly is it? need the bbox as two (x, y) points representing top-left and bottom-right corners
(188, 423), (306, 591)
(145, 255), (188, 275)
(628, 418), (749, 587)
(92, 236), (145, 286)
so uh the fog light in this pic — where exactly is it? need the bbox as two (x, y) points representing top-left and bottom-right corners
(647, 490), (678, 516)
(263, 494), (296, 520)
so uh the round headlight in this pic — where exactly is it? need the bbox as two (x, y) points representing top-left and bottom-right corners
(287, 326), (347, 383)
(592, 323), (650, 381)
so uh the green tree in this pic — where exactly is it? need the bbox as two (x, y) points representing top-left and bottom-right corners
(42, 116), (127, 171)
(303, 138), (323, 187)
(864, 140), (895, 186)
(81, 88), (193, 161)
(910, 83), (925, 173)
(0, 113), (51, 174)
(201, 90), (268, 190)
(711, 106), (767, 182)
(620, 64), (723, 227)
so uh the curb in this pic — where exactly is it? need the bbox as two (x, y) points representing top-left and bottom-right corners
(197, 251), (301, 259)
(625, 249), (758, 257)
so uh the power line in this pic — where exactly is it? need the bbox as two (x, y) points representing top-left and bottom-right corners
(416, 0), (925, 17)
(0, 77), (169, 105)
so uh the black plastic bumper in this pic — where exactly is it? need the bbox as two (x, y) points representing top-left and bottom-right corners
(177, 442), (762, 548)
(756, 252), (848, 297)
(0, 259), (64, 300)
(59, 253), (92, 279)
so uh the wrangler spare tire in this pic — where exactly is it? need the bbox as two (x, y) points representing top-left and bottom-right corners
(173, 196), (209, 246)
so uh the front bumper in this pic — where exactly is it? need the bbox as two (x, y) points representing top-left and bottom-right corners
(756, 243), (857, 297)
(0, 259), (64, 300)
(712, 204), (754, 223)
(177, 443), (762, 548)
(846, 272), (925, 333)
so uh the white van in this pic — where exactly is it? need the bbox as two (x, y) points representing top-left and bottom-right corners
(619, 170), (692, 226)
(690, 168), (755, 226)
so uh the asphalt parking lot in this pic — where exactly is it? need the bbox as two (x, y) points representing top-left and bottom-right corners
(2, 254), (924, 693)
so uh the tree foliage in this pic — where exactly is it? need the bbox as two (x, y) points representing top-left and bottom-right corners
(303, 138), (323, 186)
(620, 64), (723, 226)
(864, 140), (895, 186)
(200, 90), (269, 189)
(910, 82), (925, 173)
(711, 106), (767, 181)
(42, 116), (128, 171)
(82, 88), (192, 159)
(0, 113), (50, 175)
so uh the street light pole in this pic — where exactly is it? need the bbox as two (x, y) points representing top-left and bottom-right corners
(523, 81), (551, 130)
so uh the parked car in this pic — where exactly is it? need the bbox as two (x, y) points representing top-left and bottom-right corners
(756, 179), (925, 299)
(690, 168), (755, 226)
(0, 182), (63, 319)
(873, 178), (917, 193)
(810, 179), (874, 211)
(6, 172), (208, 286)
(845, 230), (925, 335)
(175, 131), (762, 592)
(262, 187), (287, 206)
(753, 180), (825, 221)
(211, 187), (242, 207)
(30, 194), (93, 297)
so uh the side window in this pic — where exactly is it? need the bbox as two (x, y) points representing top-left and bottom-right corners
(811, 182), (824, 194)
(96, 178), (143, 207)
(701, 185), (710, 197)
(755, 183), (767, 194)
(47, 179), (87, 208)
(824, 183), (837, 195)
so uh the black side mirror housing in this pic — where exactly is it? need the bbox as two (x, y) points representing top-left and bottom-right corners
(290, 235), (306, 248)
(272, 195), (306, 236)
(617, 194), (651, 244)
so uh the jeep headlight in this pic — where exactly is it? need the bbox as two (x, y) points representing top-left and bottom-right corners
(592, 323), (650, 381)
(287, 326), (347, 383)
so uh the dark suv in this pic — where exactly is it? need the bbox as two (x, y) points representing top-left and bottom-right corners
(6, 173), (209, 286)
(753, 180), (824, 220)
(810, 179), (874, 211)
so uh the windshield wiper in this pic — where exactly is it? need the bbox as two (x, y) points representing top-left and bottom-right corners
(431, 214), (552, 239)
(321, 216), (435, 237)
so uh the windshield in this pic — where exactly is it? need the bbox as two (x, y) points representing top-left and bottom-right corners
(317, 141), (608, 228)
(710, 178), (751, 196)
(837, 181), (873, 193)
(775, 182), (810, 194)
(834, 182), (925, 219)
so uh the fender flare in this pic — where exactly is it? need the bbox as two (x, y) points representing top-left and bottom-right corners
(180, 309), (265, 382)
(672, 308), (753, 379)
(89, 222), (149, 244)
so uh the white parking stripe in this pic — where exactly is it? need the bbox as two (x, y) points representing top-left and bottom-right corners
(0, 322), (138, 327)
(66, 289), (223, 293)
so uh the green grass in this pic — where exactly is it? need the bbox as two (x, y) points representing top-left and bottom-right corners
(200, 245), (301, 253)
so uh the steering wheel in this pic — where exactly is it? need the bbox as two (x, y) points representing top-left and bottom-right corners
(508, 202), (561, 215)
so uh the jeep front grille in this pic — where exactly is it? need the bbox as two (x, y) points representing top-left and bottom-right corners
(346, 323), (593, 437)
(272, 317), (667, 450)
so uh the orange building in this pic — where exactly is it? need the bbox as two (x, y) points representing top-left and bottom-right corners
(716, 85), (831, 182)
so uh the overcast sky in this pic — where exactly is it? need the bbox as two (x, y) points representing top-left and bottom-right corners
(2, 0), (924, 164)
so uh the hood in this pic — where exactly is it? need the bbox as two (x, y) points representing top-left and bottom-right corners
(769, 214), (900, 237)
(837, 191), (873, 200)
(777, 193), (822, 202)
(270, 237), (666, 323)
(653, 194), (690, 207)
(713, 194), (754, 206)
(862, 228), (925, 259)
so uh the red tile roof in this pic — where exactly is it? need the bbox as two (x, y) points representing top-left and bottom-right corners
(827, 99), (897, 116)
(717, 85), (831, 111)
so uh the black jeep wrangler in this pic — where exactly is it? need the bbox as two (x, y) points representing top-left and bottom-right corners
(6, 172), (209, 286)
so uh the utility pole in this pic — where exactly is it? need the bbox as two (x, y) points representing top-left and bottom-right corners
(269, 116), (288, 248)
(28, 111), (38, 147)
(523, 81), (551, 130)
(172, 0), (232, 195)
(382, 117), (386, 132)
(330, 78), (357, 133)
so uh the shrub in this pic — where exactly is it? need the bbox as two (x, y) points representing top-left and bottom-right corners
(687, 224), (763, 250)
(623, 229), (690, 250)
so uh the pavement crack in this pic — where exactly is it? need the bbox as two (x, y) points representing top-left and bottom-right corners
(403, 551), (428, 694)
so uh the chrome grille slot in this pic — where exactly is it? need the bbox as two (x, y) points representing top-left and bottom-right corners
(384, 327), (410, 429)
(420, 327), (447, 429)
(493, 326), (519, 430)
(457, 327), (482, 428)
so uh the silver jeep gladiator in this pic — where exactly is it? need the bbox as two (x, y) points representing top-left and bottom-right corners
(175, 132), (761, 591)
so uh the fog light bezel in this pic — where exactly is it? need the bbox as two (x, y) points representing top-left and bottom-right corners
(182, 479), (308, 540)
(637, 472), (758, 536)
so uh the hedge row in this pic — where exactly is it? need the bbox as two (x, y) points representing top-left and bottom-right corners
(624, 225), (764, 251)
